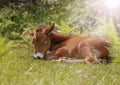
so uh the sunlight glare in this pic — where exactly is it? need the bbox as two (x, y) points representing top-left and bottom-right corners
(105, 0), (120, 9)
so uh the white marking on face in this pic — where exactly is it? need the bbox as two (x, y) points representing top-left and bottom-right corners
(34, 52), (44, 59)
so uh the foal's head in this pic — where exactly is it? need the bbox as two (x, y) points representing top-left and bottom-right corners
(30, 24), (54, 59)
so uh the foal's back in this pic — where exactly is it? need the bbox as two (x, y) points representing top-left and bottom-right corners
(57, 36), (110, 60)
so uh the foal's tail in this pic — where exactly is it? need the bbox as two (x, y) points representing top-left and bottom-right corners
(105, 56), (112, 64)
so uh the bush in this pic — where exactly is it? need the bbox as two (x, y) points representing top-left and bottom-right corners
(0, 5), (34, 39)
(0, 1), (72, 40)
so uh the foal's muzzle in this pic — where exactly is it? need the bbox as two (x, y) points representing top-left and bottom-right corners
(33, 52), (44, 59)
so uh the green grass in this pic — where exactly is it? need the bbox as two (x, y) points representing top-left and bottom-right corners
(0, 48), (120, 85)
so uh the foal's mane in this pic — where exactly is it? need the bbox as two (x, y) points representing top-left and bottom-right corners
(49, 32), (71, 44)
(48, 32), (71, 51)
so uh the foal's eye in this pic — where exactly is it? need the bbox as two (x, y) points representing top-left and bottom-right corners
(41, 41), (48, 45)
(43, 41), (48, 44)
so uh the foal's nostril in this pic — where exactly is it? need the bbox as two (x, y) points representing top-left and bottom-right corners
(37, 56), (41, 59)
(33, 56), (41, 59)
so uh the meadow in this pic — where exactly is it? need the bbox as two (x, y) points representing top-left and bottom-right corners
(0, 47), (120, 85)
(1, 0), (120, 85)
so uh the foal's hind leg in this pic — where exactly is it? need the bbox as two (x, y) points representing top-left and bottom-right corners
(79, 42), (98, 64)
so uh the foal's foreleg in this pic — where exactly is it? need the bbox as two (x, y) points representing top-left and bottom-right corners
(46, 47), (67, 60)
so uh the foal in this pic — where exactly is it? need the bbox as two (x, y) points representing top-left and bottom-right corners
(31, 24), (111, 64)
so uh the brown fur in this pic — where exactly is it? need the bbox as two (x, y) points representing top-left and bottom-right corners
(31, 24), (111, 64)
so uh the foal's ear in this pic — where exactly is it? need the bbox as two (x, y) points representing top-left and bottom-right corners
(45, 23), (55, 34)
(29, 32), (36, 39)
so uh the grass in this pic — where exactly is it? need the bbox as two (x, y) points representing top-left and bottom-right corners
(0, 48), (120, 85)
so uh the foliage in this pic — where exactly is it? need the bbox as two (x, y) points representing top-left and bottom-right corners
(0, 37), (13, 60)
(20, 28), (34, 48)
(0, 5), (34, 39)
(0, 0), (120, 39)
(57, 21), (73, 34)
(0, 0), (73, 39)
(57, 21), (85, 36)
(32, 0), (72, 25)
(65, 0), (120, 35)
